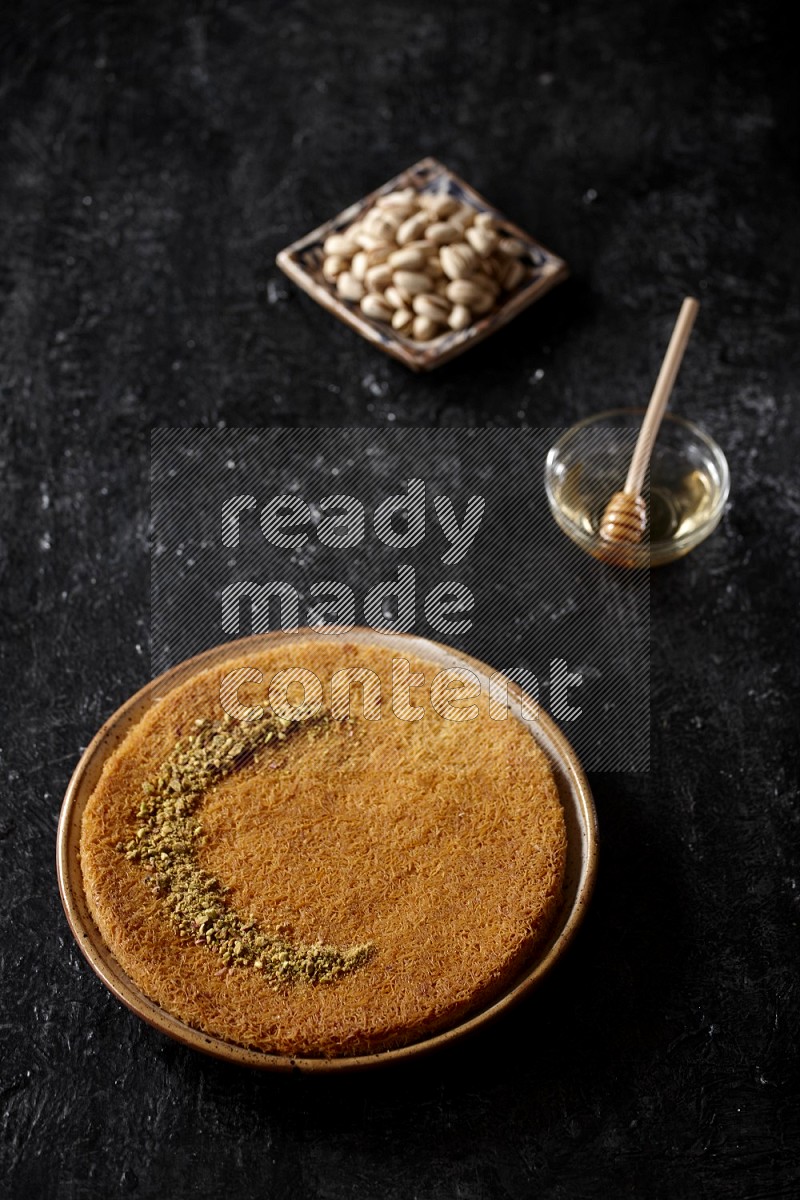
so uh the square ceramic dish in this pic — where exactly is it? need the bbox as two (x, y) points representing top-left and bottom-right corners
(276, 157), (569, 372)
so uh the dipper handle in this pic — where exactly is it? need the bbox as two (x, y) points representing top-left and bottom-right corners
(624, 296), (700, 498)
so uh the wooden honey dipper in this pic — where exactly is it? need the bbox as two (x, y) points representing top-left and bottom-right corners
(600, 296), (700, 547)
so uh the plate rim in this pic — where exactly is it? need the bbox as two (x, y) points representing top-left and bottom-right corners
(57, 627), (598, 1073)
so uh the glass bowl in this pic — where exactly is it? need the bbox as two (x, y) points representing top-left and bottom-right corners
(545, 409), (730, 568)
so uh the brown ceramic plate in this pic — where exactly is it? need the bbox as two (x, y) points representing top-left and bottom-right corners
(57, 629), (597, 1072)
(276, 157), (569, 371)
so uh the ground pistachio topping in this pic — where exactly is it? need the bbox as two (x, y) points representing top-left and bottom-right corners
(118, 710), (373, 985)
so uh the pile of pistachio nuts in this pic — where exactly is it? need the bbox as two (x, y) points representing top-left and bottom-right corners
(321, 188), (532, 342)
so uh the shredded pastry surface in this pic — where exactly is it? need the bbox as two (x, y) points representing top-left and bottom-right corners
(80, 640), (567, 1057)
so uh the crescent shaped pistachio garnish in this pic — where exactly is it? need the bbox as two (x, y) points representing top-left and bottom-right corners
(118, 712), (373, 985)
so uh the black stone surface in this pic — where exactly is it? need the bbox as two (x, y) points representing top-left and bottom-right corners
(2, 0), (799, 1196)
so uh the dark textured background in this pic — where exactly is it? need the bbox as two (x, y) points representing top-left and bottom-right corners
(2, 0), (799, 1196)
